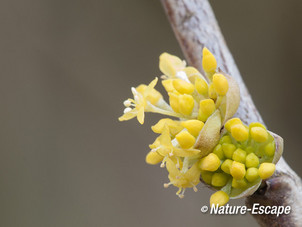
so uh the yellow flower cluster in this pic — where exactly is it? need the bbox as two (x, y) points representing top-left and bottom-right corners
(119, 48), (230, 198)
(204, 119), (276, 206)
(119, 47), (280, 206)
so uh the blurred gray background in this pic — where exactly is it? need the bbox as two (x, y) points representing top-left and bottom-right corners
(0, 0), (301, 226)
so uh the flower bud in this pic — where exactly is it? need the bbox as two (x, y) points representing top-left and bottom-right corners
(195, 77), (208, 95)
(175, 131), (196, 149)
(245, 167), (259, 182)
(213, 73), (229, 96)
(210, 191), (229, 207)
(221, 159), (233, 174)
(181, 120), (204, 137)
(172, 79), (195, 94)
(231, 124), (249, 142)
(211, 173), (228, 187)
(258, 163), (275, 179)
(232, 148), (246, 163)
(202, 47), (217, 74)
(146, 151), (163, 165)
(251, 127), (268, 143)
(198, 99), (216, 122)
(230, 161), (246, 180)
(178, 94), (194, 115)
(199, 153), (221, 171)
(245, 153), (259, 168)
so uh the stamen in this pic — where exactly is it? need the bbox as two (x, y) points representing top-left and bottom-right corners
(151, 147), (160, 152)
(193, 185), (198, 192)
(123, 107), (132, 113)
(131, 87), (138, 95)
(161, 75), (168, 80)
(160, 162), (165, 168)
(178, 188), (186, 199)
(176, 158), (180, 168)
(164, 182), (172, 188)
(123, 100), (132, 107)
(160, 156), (167, 168)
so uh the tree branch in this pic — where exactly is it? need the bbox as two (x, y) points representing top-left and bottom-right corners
(160, 0), (302, 226)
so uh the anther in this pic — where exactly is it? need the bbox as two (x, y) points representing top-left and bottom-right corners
(123, 107), (132, 113)
(193, 185), (198, 192)
(123, 100), (132, 107)
(164, 182), (172, 188)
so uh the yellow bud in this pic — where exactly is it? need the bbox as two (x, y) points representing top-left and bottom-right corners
(219, 135), (232, 144)
(178, 94), (194, 115)
(199, 153), (221, 172)
(225, 118), (242, 132)
(175, 131), (196, 149)
(230, 161), (246, 180)
(251, 127), (268, 143)
(208, 83), (217, 100)
(168, 92), (180, 113)
(198, 99), (216, 122)
(211, 173), (229, 187)
(202, 47), (217, 74)
(232, 148), (246, 163)
(181, 120), (204, 137)
(222, 143), (236, 159)
(232, 178), (248, 189)
(151, 118), (183, 136)
(172, 79), (195, 94)
(245, 167), (259, 182)
(264, 141), (275, 157)
(210, 191), (229, 207)
(212, 73), (229, 96)
(213, 144), (224, 160)
(258, 163), (275, 179)
(201, 170), (214, 184)
(136, 84), (162, 105)
(195, 77), (208, 95)
(250, 122), (266, 130)
(162, 79), (175, 93)
(231, 124), (249, 142)
(145, 151), (163, 165)
(159, 52), (185, 77)
(245, 153), (260, 168)
(221, 159), (233, 174)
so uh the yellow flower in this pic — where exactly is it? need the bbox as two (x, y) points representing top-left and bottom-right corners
(164, 157), (201, 198)
(119, 77), (159, 124)
(149, 125), (201, 160)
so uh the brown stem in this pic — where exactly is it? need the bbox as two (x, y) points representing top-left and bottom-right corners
(160, 0), (302, 226)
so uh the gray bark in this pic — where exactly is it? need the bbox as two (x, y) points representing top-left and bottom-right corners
(160, 0), (302, 226)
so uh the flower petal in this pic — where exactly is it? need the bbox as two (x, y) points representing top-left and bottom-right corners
(184, 162), (201, 184)
(173, 148), (201, 157)
(137, 107), (145, 124)
(144, 77), (158, 97)
(118, 110), (137, 122)
(159, 125), (172, 147)
(166, 157), (181, 177)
